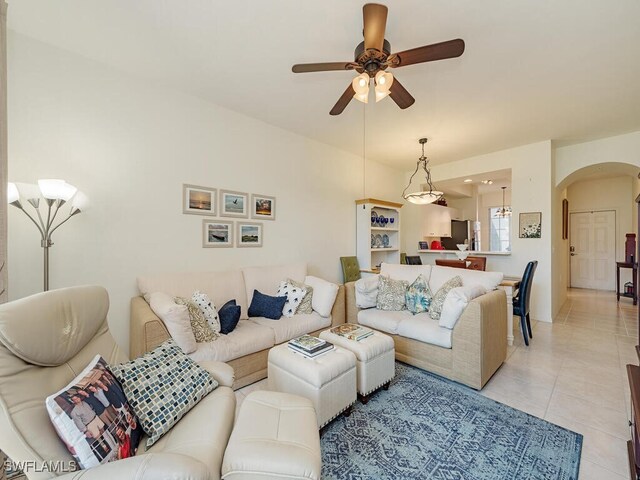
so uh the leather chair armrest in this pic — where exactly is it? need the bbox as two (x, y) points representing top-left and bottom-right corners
(197, 360), (235, 387)
(56, 453), (209, 480)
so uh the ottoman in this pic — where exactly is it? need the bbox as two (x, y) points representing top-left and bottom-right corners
(222, 390), (321, 480)
(319, 329), (395, 403)
(268, 343), (357, 428)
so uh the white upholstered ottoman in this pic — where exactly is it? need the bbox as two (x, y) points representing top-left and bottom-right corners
(222, 390), (321, 480)
(319, 329), (395, 403)
(268, 343), (357, 428)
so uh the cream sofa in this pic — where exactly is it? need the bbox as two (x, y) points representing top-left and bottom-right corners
(131, 263), (345, 390)
(0, 285), (236, 480)
(345, 263), (507, 389)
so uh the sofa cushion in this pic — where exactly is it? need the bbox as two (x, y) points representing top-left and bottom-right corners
(219, 300), (241, 335)
(287, 278), (314, 314)
(189, 320), (275, 363)
(396, 315), (453, 349)
(137, 270), (249, 320)
(276, 281), (308, 318)
(405, 274), (432, 315)
(355, 275), (378, 309)
(439, 285), (487, 330)
(110, 340), (218, 448)
(250, 312), (331, 344)
(429, 266), (503, 293)
(142, 386), (235, 476)
(191, 291), (221, 334)
(175, 297), (218, 343)
(376, 275), (408, 311)
(429, 276), (463, 321)
(148, 292), (196, 354)
(248, 290), (287, 320)
(242, 263), (307, 302)
(304, 276), (339, 318)
(357, 308), (408, 335)
(380, 263), (432, 284)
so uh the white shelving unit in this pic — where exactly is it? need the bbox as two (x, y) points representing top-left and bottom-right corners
(356, 198), (403, 273)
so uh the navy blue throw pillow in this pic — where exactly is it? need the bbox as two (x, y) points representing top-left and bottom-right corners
(219, 300), (241, 334)
(248, 290), (286, 320)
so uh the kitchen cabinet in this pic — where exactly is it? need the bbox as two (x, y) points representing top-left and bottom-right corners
(422, 204), (460, 238)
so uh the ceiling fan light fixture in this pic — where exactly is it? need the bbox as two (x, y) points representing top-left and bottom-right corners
(352, 73), (370, 103)
(402, 138), (443, 205)
(374, 70), (393, 102)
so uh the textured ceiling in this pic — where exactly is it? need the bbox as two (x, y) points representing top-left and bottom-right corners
(7, 0), (640, 168)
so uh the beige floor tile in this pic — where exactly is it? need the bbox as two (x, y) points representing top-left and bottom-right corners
(578, 459), (626, 480)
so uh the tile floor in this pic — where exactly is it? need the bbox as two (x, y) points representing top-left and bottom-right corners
(237, 288), (637, 480)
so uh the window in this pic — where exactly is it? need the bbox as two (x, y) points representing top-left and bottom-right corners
(489, 207), (511, 252)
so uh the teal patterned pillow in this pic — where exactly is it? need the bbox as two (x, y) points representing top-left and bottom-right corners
(110, 340), (218, 447)
(405, 274), (432, 314)
(429, 276), (463, 320)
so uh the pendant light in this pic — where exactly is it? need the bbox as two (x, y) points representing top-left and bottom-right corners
(495, 186), (512, 217)
(402, 138), (443, 205)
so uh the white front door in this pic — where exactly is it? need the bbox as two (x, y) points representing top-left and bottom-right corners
(570, 210), (616, 290)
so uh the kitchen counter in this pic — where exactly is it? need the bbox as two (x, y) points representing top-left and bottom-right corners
(417, 250), (511, 256)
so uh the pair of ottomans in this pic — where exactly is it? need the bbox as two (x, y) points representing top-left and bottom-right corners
(222, 329), (395, 480)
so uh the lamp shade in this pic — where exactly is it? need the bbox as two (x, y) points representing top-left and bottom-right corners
(374, 71), (393, 102)
(38, 179), (68, 200)
(352, 73), (370, 103)
(59, 182), (78, 202)
(15, 182), (41, 201)
(71, 191), (89, 211)
(403, 190), (444, 205)
(7, 182), (19, 203)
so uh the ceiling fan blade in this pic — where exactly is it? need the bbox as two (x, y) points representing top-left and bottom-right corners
(292, 62), (356, 73)
(330, 83), (355, 116)
(390, 39), (465, 68)
(389, 77), (415, 110)
(363, 3), (388, 52)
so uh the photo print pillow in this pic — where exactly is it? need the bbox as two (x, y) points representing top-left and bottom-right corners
(45, 355), (144, 470)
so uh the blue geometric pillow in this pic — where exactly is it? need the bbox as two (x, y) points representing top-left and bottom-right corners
(109, 340), (217, 447)
(405, 274), (432, 314)
(219, 299), (241, 334)
(248, 290), (287, 320)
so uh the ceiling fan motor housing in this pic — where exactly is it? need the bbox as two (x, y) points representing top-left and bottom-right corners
(354, 39), (391, 75)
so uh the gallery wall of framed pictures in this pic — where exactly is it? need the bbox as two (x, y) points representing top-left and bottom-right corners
(183, 184), (274, 248)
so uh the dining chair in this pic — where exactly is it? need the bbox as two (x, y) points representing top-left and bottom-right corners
(435, 259), (466, 269)
(400, 252), (407, 265)
(340, 256), (362, 283)
(405, 256), (423, 265)
(513, 260), (538, 346)
(466, 256), (487, 271)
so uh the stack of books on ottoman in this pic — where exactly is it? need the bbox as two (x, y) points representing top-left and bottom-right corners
(288, 335), (334, 358)
(330, 323), (373, 341)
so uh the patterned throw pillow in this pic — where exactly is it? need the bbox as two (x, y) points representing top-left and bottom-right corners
(429, 276), (463, 320)
(191, 291), (221, 334)
(175, 297), (218, 342)
(376, 275), (409, 311)
(405, 274), (432, 314)
(287, 278), (314, 314)
(109, 340), (218, 448)
(45, 356), (144, 469)
(277, 281), (308, 317)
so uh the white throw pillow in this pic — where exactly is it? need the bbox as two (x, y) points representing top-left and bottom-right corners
(355, 275), (379, 309)
(191, 291), (221, 334)
(304, 275), (339, 317)
(149, 292), (197, 354)
(277, 281), (308, 317)
(439, 284), (487, 329)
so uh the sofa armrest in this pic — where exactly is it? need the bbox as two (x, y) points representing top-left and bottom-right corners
(198, 360), (235, 387)
(330, 285), (346, 327)
(56, 452), (209, 480)
(344, 281), (360, 324)
(130, 296), (171, 359)
(451, 289), (507, 389)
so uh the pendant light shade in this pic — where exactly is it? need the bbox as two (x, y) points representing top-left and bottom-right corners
(352, 73), (370, 103)
(374, 71), (393, 102)
(402, 138), (443, 205)
(495, 186), (512, 217)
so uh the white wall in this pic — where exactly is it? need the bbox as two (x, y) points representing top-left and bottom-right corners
(7, 32), (406, 352)
(403, 142), (554, 322)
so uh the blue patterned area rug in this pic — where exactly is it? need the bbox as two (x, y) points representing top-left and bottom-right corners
(321, 363), (582, 480)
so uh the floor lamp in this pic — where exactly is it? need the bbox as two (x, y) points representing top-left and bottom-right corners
(7, 180), (87, 291)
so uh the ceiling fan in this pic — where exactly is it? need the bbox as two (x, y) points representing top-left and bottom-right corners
(292, 3), (465, 115)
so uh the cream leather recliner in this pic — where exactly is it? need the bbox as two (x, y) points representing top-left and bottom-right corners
(0, 286), (237, 480)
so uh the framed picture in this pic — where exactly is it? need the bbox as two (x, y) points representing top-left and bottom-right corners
(203, 220), (233, 248)
(562, 199), (568, 239)
(519, 212), (542, 239)
(251, 194), (276, 221)
(220, 190), (248, 218)
(183, 184), (216, 215)
(237, 222), (263, 247)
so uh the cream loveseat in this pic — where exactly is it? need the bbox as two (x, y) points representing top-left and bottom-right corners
(345, 263), (507, 389)
(131, 263), (345, 389)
